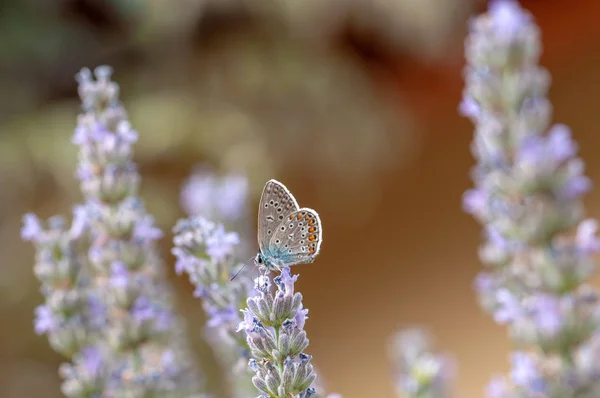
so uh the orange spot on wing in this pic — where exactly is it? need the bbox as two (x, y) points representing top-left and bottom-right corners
(297, 214), (302, 220)
(309, 227), (315, 233)
(309, 235), (316, 242)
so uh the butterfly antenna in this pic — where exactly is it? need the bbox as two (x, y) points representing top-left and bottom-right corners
(230, 256), (255, 281)
(230, 264), (246, 281)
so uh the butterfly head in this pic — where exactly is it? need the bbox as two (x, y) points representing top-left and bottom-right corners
(254, 251), (281, 272)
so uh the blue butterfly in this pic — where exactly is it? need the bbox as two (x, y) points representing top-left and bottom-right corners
(254, 179), (322, 272)
(230, 179), (322, 280)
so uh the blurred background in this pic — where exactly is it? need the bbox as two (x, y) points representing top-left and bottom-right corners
(3, 0), (600, 397)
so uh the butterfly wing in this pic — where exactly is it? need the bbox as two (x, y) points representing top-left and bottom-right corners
(268, 207), (322, 266)
(257, 179), (300, 254)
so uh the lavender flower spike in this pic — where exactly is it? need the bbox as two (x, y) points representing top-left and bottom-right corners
(173, 216), (255, 397)
(73, 66), (202, 396)
(22, 208), (98, 359)
(389, 329), (455, 398)
(22, 207), (112, 397)
(237, 268), (316, 398)
(462, 1), (600, 396)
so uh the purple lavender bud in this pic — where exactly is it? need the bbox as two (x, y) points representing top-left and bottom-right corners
(21, 213), (43, 242)
(34, 305), (56, 335)
(528, 294), (563, 336)
(576, 220), (600, 254)
(493, 289), (523, 325)
(510, 353), (545, 393)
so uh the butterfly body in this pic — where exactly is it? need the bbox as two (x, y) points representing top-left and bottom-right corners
(255, 179), (322, 272)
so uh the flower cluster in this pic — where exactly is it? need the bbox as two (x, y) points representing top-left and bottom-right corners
(236, 268), (316, 398)
(22, 209), (96, 357)
(172, 216), (256, 396)
(461, 1), (600, 396)
(23, 66), (202, 397)
(389, 329), (454, 398)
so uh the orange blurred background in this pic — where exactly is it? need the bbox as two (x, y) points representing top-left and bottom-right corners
(3, 0), (600, 397)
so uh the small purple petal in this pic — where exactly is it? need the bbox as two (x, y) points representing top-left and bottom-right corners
(547, 124), (576, 164)
(21, 213), (43, 242)
(131, 296), (155, 323)
(494, 289), (522, 324)
(529, 294), (562, 335)
(294, 306), (308, 330)
(72, 126), (89, 145)
(34, 305), (56, 335)
(474, 272), (495, 294)
(133, 216), (163, 242)
(70, 205), (88, 238)
(109, 262), (129, 288)
(577, 219), (600, 254)
(236, 309), (256, 334)
(206, 225), (239, 262)
(459, 96), (481, 119)
(117, 121), (138, 143)
(463, 189), (487, 216)
(280, 267), (298, 296)
(81, 346), (104, 377)
(562, 175), (592, 200)
(510, 353), (544, 392)
(489, 0), (530, 40)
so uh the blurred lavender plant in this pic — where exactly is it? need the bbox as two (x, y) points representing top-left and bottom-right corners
(181, 166), (249, 223)
(172, 217), (256, 397)
(236, 268), (317, 398)
(389, 329), (455, 398)
(180, 167), (253, 258)
(23, 66), (203, 397)
(461, 1), (600, 396)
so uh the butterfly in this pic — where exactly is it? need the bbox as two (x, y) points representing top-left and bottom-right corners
(231, 179), (322, 279)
